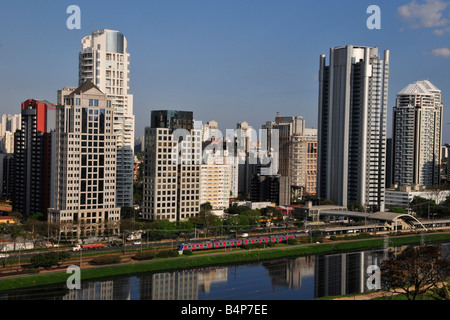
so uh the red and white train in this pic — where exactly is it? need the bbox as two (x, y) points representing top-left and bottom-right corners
(178, 234), (297, 252)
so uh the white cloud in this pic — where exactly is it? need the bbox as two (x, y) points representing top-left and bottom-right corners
(398, 0), (449, 28)
(431, 47), (450, 57)
(433, 26), (450, 34)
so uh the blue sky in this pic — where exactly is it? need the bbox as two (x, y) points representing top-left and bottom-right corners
(1, 0), (449, 142)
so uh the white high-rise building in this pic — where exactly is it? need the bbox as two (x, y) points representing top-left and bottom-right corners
(201, 121), (239, 198)
(317, 45), (390, 211)
(79, 29), (135, 208)
(1, 113), (21, 153)
(200, 164), (231, 210)
(392, 80), (443, 187)
(201, 120), (221, 142)
(48, 80), (121, 237)
(291, 128), (318, 197)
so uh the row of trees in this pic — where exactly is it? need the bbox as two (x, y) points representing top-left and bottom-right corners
(0, 211), (61, 242)
(409, 195), (450, 218)
(1, 201), (291, 244)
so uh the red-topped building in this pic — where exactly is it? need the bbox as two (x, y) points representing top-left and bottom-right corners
(13, 99), (56, 219)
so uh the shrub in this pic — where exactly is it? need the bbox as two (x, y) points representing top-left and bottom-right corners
(90, 255), (121, 265)
(31, 252), (69, 268)
(156, 250), (180, 258)
(266, 241), (275, 247)
(286, 238), (298, 245)
(182, 250), (193, 256)
(132, 251), (157, 261)
(58, 251), (71, 261)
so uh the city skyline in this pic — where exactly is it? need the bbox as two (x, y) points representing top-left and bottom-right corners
(1, 0), (449, 143)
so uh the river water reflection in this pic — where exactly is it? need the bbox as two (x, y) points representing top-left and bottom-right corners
(1, 243), (448, 300)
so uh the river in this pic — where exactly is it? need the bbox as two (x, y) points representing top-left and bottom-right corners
(1, 243), (448, 300)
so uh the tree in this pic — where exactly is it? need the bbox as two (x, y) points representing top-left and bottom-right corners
(260, 206), (282, 221)
(133, 182), (143, 203)
(380, 244), (450, 300)
(9, 211), (23, 222)
(388, 207), (407, 214)
(29, 212), (45, 221)
(240, 209), (260, 227)
(348, 202), (365, 212)
(23, 220), (48, 240)
(410, 196), (437, 218)
(190, 203), (222, 236)
(226, 204), (251, 215)
(30, 252), (70, 269)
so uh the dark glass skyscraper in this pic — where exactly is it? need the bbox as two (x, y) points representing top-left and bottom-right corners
(13, 99), (55, 219)
(150, 110), (194, 133)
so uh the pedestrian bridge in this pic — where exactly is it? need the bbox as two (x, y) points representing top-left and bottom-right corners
(318, 210), (428, 232)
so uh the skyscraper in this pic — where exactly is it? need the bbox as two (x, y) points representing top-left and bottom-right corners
(392, 80), (443, 187)
(79, 29), (135, 208)
(143, 110), (201, 221)
(48, 80), (121, 238)
(13, 99), (56, 219)
(317, 45), (390, 211)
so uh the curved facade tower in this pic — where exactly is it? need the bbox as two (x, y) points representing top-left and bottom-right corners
(79, 29), (135, 208)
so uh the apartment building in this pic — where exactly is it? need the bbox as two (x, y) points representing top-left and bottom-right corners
(391, 80), (443, 187)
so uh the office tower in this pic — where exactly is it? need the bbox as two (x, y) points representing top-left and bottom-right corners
(79, 29), (135, 208)
(250, 174), (281, 204)
(317, 45), (390, 211)
(392, 80), (443, 187)
(48, 80), (121, 238)
(12, 99), (56, 219)
(262, 115), (297, 205)
(143, 110), (201, 221)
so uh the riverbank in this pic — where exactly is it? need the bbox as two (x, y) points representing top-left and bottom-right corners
(1, 231), (449, 292)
